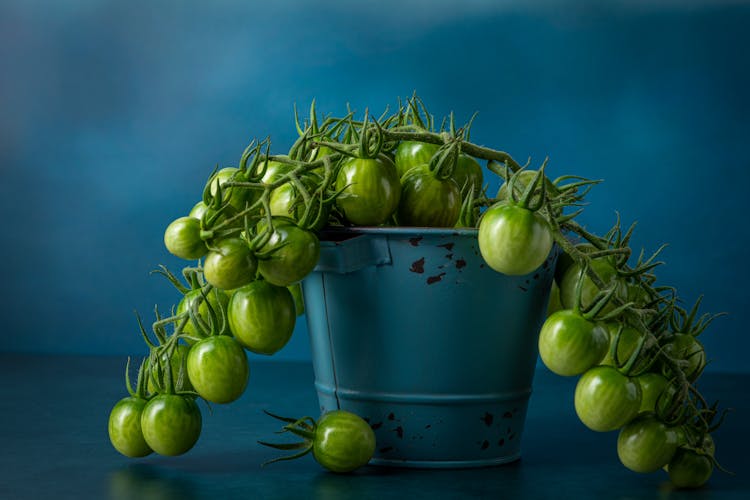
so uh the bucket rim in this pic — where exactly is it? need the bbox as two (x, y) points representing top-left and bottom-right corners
(318, 226), (479, 238)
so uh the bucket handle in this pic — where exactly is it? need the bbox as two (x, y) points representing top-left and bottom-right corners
(314, 234), (392, 274)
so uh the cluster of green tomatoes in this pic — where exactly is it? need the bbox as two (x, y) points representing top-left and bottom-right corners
(538, 246), (723, 488)
(107, 95), (725, 483)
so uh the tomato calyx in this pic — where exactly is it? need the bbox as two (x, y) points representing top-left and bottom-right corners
(426, 140), (460, 181)
(122, 356), (152, 402)
(258, 410), (318, 465)
(135, 311), (196, 397)
(604, 322), (648, 375)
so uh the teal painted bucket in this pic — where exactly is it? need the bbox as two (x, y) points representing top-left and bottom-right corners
(302, 227), (557, 468)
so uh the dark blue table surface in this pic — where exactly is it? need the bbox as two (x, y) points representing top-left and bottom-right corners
(0, 354), (747, 500)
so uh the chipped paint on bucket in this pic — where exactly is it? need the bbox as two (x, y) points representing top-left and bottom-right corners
(302, 227), (557, 468)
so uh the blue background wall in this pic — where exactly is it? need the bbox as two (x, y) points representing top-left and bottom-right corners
(2, 0), (748, 372)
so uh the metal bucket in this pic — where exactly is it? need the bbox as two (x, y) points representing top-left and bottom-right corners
(301, 227), (556, 468)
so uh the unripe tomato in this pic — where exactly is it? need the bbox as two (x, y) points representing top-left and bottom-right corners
(574, 366), (641, 432)
(228, 280), (296, 355)
(397, 165), (461, 227)
(203, 238), (257, 291)
(335, 155), (401, 226)
(164, 217), (207, 260)
(559, 257), (628, 314)
(478, 203), (553, 276)
(108, 397), (152, 458)
(452, 154), (483, 194)
(312, 411), (376, 473)
(394, 141), (440, 179)
(187, 335), (249, 404)
(538, 310), (609, 376)
(140, 395), (202, 456)
(668, 448), (713, 488)
(617, 414), (680, 473)
(257, 219), (320, 286)
(176, 288), (230, 338)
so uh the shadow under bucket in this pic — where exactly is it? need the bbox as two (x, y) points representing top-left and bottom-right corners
(302, 227), (557, 468)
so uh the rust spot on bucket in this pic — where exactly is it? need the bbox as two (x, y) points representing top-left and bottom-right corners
(394, 426), (404, 439)
(427, 273), (446, 285)
(498, 438), (505, 447)
(409, 236), (423, 246)
(455, 258), (467, 269)
(509, 432), (516, 441)
(481, 412), (494, 426)
(410, 258), (425, 274)
(480, 440), (490, 450)
(518, 285), (528, 292)
(445, 253), (453, 260)
(503, 411), (513, 419)
(438, 242), (454, 251)
(379, 446), (394, 453)
(425, 424), (432, 429)
(387, 412), (396, 421)
(533, 273), (540, 280)
(371, 422), (383, 430)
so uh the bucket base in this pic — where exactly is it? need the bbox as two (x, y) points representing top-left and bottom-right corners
(317, 385), (531, 468)
(369, 453), (521, 469)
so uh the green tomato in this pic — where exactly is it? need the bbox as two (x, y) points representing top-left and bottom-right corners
(147, 343), (194, 393)
(496, 169), (559, 206)
(189, 201), (209, 220)
(187, 335), (249, 404)
(554, 244), (596, 286)
(189, 201), (231, 227)
(311, 145), (337, 161)
(397, 164), (461, 227)
(164, 217), (207, 260)
(228, 280), (296, 355)
(203, 238), (258, 291)
(558, 256), (628, 314)
(140, 394), (202, 456)
(335, 155), (401, 226)
(600, 323), (643, 367)
(478, 203), (553, 276)
(207, 167), (255, 212)
(394, 141), (440, 179)
(538, 310), (609, 376)
(701, 434), (716, 456)
(304, 145), (339, 177)
(635, 372), (670, 414)
(617, 414), (680, 473)
(574, 366), (642, 432)
(269, 176), (330, 231)
(662, 334), (706, 381)
(257, 219), (320, 286)
(261, 158), (294, 184)
(108, 397), (153, 458)
(313, 411), (377, 473)
(651, 380), (687, 421)
(452, 154), (483, 194)
(176, 288), (230, 338)
(668, 448), (713, 488)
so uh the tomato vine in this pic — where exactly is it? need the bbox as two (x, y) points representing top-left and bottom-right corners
(105, 93), (729, 486)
